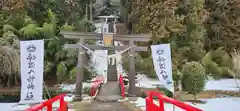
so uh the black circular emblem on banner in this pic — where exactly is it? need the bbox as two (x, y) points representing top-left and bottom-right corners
(156, 49), (164, 55)
(27, 44), (36, 53)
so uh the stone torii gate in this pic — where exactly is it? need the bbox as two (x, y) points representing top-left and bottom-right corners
(61, 31), (151, 101)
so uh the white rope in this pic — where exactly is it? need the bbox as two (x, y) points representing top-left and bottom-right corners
(128, 51), (133, 59)
(117, 45), (135, 55)
(74, 43), (135, 69)
(77, 44), (134, 62)
(108, 45), (135, 58)
(107, 45), (135, 65)
(79, 44), (94, 53)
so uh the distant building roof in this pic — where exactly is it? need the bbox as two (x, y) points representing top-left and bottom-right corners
(95, 0), (106, 5)
(111, 0), (120, 5)
(97, 15), (119, 18)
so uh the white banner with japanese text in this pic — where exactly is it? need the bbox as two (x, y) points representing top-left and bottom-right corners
(151, 44), (174, 92)
(19, 40), (44, 104)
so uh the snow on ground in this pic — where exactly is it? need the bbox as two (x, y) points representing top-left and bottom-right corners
(131, 97), (240, 111)
(132, 74), (240, 110)
(0, 95), (76, 111)
(0, 103), (29, 111)
(0, 83), (93, 111)
(0, 93), (89, 111)
(135, 74), (164, 88)
(205, 79), (240, 91)
(57, 75), (240, 95)
(58, 74), (240, 92)
(135, 74), (240, 91)
(59, 82), (91, 92)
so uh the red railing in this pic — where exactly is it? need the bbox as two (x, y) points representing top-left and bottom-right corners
(146, 91), (203, 111)
(89, 75), (125, 99)
(25, 93), (68, 111)
(90, 76), (104, 97)
(119, 74), (125, 99)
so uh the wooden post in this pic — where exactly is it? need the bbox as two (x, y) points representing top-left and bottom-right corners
(128, 40), (136, 95)
(74, 39), (85, 101)
(90, 0), (93, 21)
(85, 4), (88, 19)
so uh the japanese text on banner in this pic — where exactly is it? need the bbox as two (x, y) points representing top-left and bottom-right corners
(151, 44), (174, 92)
(20, 40), (44, 104)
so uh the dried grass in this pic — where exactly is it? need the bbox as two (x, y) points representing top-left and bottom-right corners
(0, 46), (20, 87)
(230, 50), (240, 92)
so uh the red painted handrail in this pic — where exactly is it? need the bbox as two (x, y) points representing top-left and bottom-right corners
(90, 76), (104, 97)
(25, 93), (68, 111)
(146, 91), (203, 111)
(119, 74), (125, 99)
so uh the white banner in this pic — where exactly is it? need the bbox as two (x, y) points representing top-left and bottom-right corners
(19, 40), (44, 104)
(151, 44), (174, 92)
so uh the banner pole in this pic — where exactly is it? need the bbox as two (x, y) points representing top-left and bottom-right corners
(172, 80), (176, 111)
(43, 82), (51, 99)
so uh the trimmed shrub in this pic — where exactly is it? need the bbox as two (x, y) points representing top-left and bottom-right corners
(202, 49), (232, 79)
(69, 67), (95, 81)
(56, 62), (68, 83)
(122, 55), (157, 78)
(212, 47), (231, 67)
(142, 57), (157, 78)
(201, 51), (212, 66)
(70, 67), (77, 80)
(220, 67), (233, 78)
(206, 62), (222, 79)
(181, 61), (206, 100)
(172, 64), (181, 90)
(172, 64), (181, 82)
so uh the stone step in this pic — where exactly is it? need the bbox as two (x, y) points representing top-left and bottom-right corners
(95, 95), (122, 102)
(95, 81), (121, 102)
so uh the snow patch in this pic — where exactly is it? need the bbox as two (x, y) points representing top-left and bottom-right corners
(0, 94), (78, 111)
(205, 79), (240, 91)
(0, 103), (30, 111)
(135, 74), (240, 92)
(131, 97), (240, 111)
(59, 82), (91, 92)
(135, 74), (163, 88)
